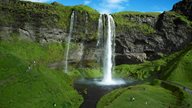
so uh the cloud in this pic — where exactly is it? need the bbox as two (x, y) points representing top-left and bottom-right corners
(84, 0), (91, 5)
(21, 0), (52, 2)
(97, 0), (129, 13)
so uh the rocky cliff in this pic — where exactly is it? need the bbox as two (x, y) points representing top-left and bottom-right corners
(0, 1), (99, 42)
(0, 0), (192, 67)
(114, 0), (192, 64)
(0, 1), (99, 68)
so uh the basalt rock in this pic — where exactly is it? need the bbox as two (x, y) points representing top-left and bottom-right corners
(115, 11), (192, 64)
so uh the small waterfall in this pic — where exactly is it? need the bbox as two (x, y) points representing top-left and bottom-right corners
(102, 14), (116, 83)
(79, 42), (84, 68)
(97, 14), (104, 47)
(64, 11), (75, 73)
(96, 15), (104, 67)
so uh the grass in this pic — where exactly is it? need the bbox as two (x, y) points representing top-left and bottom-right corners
(165, 46), (192, 89)
(78, 68), (102, 79)
(112, 11), (160, 35)
(114, 51), (179, 80)
(0, 37), (83, 108)
(97, 83), (192, 108)
(0, 36), (65, 64)
(97, 84), (178, 108)
(165, 11), (192, 28)
(114, 44), (192, 89)
(113, 11), (161, 17)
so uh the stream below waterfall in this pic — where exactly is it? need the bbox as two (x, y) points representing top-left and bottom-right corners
(73, 79), (140, 108)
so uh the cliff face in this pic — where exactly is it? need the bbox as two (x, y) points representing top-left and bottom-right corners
(114, 0), (192, 65)
(172, 0), (192, 20)
(0, 1), (99, 42)
(114, 11), (192, 64)
(0, 0), (192, 66)
(0, 1), (100, 68)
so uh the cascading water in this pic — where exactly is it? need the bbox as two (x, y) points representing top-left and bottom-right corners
(64, 11), (75, 73)
(102, 14), (115, 84)
(97, 14), (125, 85)
(97, 14), (103, 47)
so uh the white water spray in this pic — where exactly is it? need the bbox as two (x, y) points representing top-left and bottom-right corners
(102, 14), (115, 84)
(97, 14), (103, 47)
(96, 14), (125, 85)
(64, 11), (75, 73)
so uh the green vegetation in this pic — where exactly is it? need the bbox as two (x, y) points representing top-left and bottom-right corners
(78, 68), (102, 78)
(113, 11), (161, 17)
(0, 33), (65, 64)
(166, 11), (192, 28)
(115, 44), (192, 89)
(0, 1), (192, 108)
(112, 11), (160, 35)
(97, 83), (192, 108)
(97, 84), (176, 108)
(164, 46), (192, 89)
(0, 36), (83, 108)
(114, 51), (180, 80)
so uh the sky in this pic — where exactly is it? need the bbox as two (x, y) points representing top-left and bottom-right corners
(23, 0), (181, 13)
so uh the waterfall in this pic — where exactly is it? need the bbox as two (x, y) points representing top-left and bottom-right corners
(97, 14), (103, 47)
(64, 11), (75, 73)
(97, 14), (117, 85)
(79, 43), (84, 68)
(102, 14), (116, 84)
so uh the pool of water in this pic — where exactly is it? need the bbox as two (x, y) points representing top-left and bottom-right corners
(73, 78), (139, 108)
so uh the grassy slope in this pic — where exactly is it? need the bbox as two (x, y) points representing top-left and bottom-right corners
(115, 44), (192, 89)
(97, 84), (192, 108)
(97, 84), (177, 108)
(166, 46), (192, 89)
(0, 38), (83, 108)
(114, 51), (179, 79)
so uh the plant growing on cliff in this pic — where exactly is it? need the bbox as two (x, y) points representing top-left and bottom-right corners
(112, 11), (159, 35)
(166, 11), (192, 28)
(0, 1), (99, 31)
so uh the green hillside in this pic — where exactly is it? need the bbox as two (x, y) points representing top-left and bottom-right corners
(97, 84), (192, 108)
(0, 36), (83, 108)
